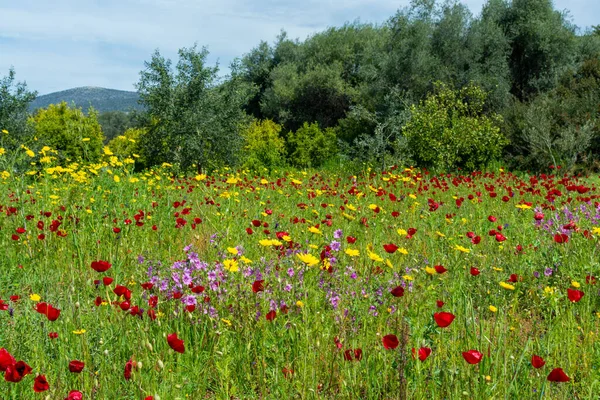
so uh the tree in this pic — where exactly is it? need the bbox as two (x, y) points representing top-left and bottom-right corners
(287, 122), (338, 168)
(0, 68), (37, 149)
(402, 83), (506, 170)
(98, 111), (135, 143)
(136, 45), (254, 171)
(499, 0), (577, 100)
(241, 119), (286, 170)
(29, 102), (104, 163)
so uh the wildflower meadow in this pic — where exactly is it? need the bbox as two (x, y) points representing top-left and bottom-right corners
(0, 139), (599, 399)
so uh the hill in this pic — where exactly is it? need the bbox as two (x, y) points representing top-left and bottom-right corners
(30, 87), (143, 113)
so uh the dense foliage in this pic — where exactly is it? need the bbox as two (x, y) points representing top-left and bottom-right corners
(2, 0), (600, 173)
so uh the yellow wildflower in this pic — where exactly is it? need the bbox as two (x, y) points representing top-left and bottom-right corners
(425, 266), (437, 275)
(30, 294), (41, 302)
(489, 305), (498, 313)
(73, 329), (86, 335)
(499, 282), (515, 290)
(345, 248), (360, 257)
(296, 253), (319, 267)
(223, 259), (239, 272)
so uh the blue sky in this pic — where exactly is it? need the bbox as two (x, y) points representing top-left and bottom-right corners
(0, 0), (596, 95)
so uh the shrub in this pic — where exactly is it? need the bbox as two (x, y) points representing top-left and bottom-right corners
(241, 119), (286, 171)
(106, 127), (147, 169)
(29, 102), (104, 163)
(287, 122), (337, 168)
(402, 83), (506, 171)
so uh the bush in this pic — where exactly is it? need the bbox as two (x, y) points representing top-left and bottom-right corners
(106, 127), (147, 168)
(241, 119), (286, 171)
(29, 102), (104, 163)
(402, 83), (506, 171)
(287, 122), (337, 168)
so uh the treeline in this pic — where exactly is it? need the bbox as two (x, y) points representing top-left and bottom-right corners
(2, 0), (600, 173)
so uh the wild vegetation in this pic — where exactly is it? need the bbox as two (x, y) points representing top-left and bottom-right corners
(0, 0), (599, 399)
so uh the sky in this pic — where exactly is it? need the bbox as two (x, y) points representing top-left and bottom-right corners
(0, 0), (597, 95)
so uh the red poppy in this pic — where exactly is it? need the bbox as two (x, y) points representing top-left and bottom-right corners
(282, 367), (294, 378)
(433, 312), (455, 328)
(547, 368), (570, 382)
(91, 260), (112, 272)
(4, 360), (32, 382)
(113, 227), (121, 233)
(35, 303), (61, 321)
(66, 391), (83, 400)
(436, 300), (444, 308)
(382, 334), (399, 350)
(470, 267), (480, 276)
(252, 280), (265, 293)
(48, 332), (58, 339)
(488, 215), (497, 222)
(102, 277), (113, 286)
(567, 289), (584, 302)
(434, 265), (447, 274)
(353, 348), (363, 361)
(68, 360), (85, 373)
(495, 233), (507, 242)
(346, 236), (357, 244)
(531, 355), (545, 369)
(417, 347), (432, 361)
(113, 285), (132, 300)
(0, 348), (15, 371)
(383, 243), (399, 254)
(167, 333), (185, 353)
(462, 350), (483, 364)
(124, 358), (133, 380)
(141, 282), (154, 290)
(586, 275), (597, 285)
(343, 349), (353, 361)
(390, 286), (404, 297)
(471, 236), (481, 244)
(508, 274), (519, 283)
(266, 310), (277, 321)
(33, 374), (49, 392)
(554, 233), (569, 243)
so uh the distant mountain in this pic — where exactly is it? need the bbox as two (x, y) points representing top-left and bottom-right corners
(30, 87), (143, 113)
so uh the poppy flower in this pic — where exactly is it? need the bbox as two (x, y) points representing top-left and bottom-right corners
(167, 333), (185, 353)
(471, 236), (481, 244)
(266, 310), (277, 321)
(415, 347), (432, 361)
(282, 367), (294, 378)
(462, 350), (483, 364)
(470, 267), (480, 276)
(91, 260), (111, 272)
(495, 233), (506, 242)
(113, 285), (132, 300)
(433, 312), (455, 328)
(434, 265), (447, 274)
(586, 275), (597, 285)
(141, 282), (154, 290)
(547, 368), (570, 382)
(66, 391), (83, 400)
(508, 274), (519, 283)
(5, 360), (32, 382)
(343, 349), (353, 361)
(353, 348), (363, 361)
(36, 303), (61, 321)
(252, 280), (265, 293)
(390, 286), (404, 297)
(346, 236), (357, 244)
(554, 233), (569, 244)
(382, 334), (399, 350)
(488, 215), (497, 222)
(68, 360), (85, 373)
(383, 243), (399, 253)
(436, 300), (444, 308)
(102, 277), (113, 286)
(567, 289), (584, 302)
(33, 374), (49, 392)
(0, 348), (15, 371)
(48, 332), (58, 339)
(531, 355), (545, 369)
(124, 358), (133, 380)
